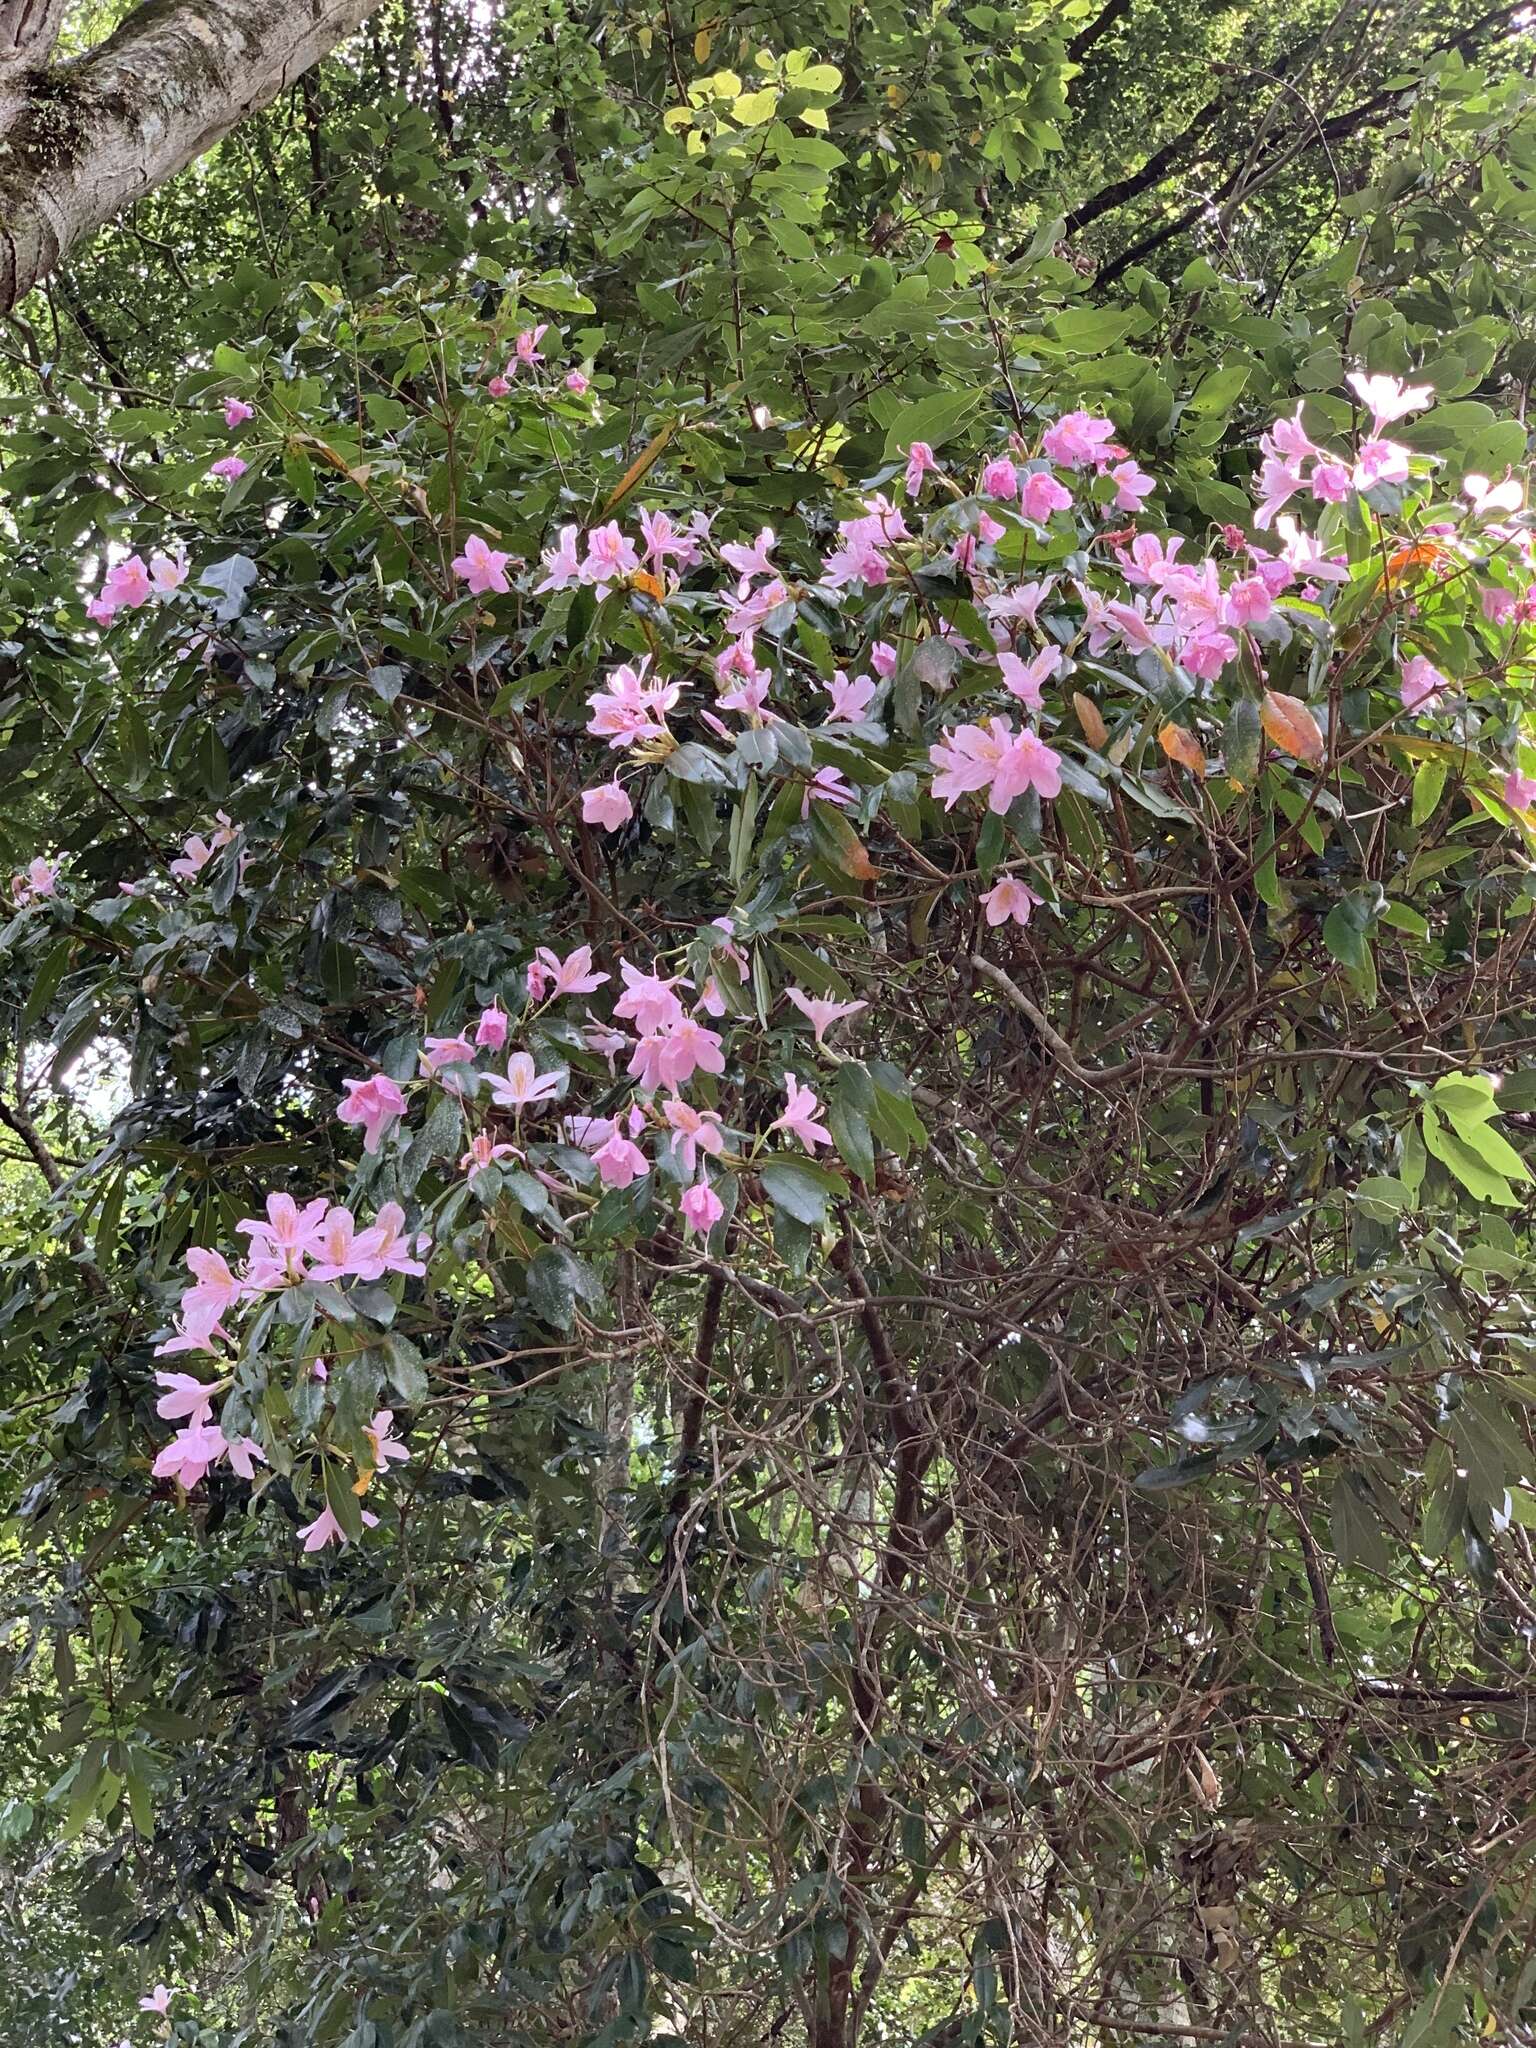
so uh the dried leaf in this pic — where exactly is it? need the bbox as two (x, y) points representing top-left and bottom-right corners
(1158, 723), (1206, 777)
(1073, 692), (1107, 747)
(1261, 689), (1324, 767)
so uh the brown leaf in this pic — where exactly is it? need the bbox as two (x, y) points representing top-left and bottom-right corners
(1158, 723), (1206, 777)
(1261, 689), (1324, 766)
(1074, 692), (1107, 748)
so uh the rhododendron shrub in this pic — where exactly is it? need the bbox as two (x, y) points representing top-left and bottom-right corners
(5, 253), (1536, 2048)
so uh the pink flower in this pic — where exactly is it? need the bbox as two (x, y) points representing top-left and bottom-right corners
(226, 1433), (267, 1481)
(663, 1097), (725, 1174)
(462, 1131), (519, 1172)
(680, 1178), (724, 1235)
(1353, 438), (1410, 490)
(535, 523), (582, 592)
(785, 986), (868, 1045)
(485, 1051), (564, 1110)
(152, 1420), (228, 1488)
(365, 1409), (410, 1471)
(298, 1503), (378, 1552)
(638, 505), (693, 573)
(801, 765), (855, 819)
(1178, 625), (1238, 681)
(350, 1202), (428, 1280)
(720, 526), (777, 585)
(11, 855), (59, 905)
(149, 546), (189, 595)
(1465, 472), (1524, 518)
(533, 944), (609, 999)
(981, 876), (1040, 927)
(1483, 585), (1518, 625)
(820, 669), (877, 723)
(154, 1371), (219, 1424)
(998, 646), (1061, 712)
(1504, 770), (1536, 812)
(184, 1246), (243, 1315)
(1347, 370), (1433, 433)
(615, 961), (691, 1034)
(420, 1034), (477, 1082)
(139, 1986), (175, 2015)
(337, 1074), (408, 1155)
(771, 1073), (831, 1153)
(981, 457), (1019, 501)
(237, 1193), (329, 1275)
(475, 1004), (509, 1051)
(1107, 459), (1154, 512)
(486, 374), (511, 397)
(451, 533), (511, 595)
(930, 718), (1062, 813)
(586, 661), (677, 747)
(904, 441), (938, 498)
(565, 368), (590, 395)
(511, 324), (549, 370)
(1309, 461), (1352, 505)
(869, 640), (898, 677)
(581, 520), (640, 593)
(646, 1015), (725, 1090)
(591, 1131), (650, 1187)
(1223, 575), (1273, 627)
(308, 1205), (369, 1283)
(100, 556), (153, 613)
(1019, 469), (1072, 522)
(208, 456), (247, 481)
(581, 774), (634, 831)
(223, 398), (254, 428)
(1253, 455), (1305, 531)
(1041, 411), (1117, 470)
(1399, 654), (1448, 712)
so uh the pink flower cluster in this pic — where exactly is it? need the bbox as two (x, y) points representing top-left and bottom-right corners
(88, 546), (189, 625)
(10, 856), (59, 908)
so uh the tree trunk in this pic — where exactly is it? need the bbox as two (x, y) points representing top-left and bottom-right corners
(0, 0), (380, 312)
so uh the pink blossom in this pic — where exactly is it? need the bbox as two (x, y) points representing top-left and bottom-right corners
(475, 1004), (509, 1051)
(350, 1202), (428, 1280)
(785, 986), (868, 1045)
(208, 456), (247, 481)
(1353, 438), (1410, 490)
(720, 526), (777, 585)
(462, 1131), (519, 1173)
(533, 943), (609, 998)
(1504, 770), (1536, 812)
(663, 1097), (725, 1174)
(716, 668), (775, 720)
(870, 640), (898, 677)
(930, 717), (1062, 812)
(452, 534), (511, 595)
(680, 1178), (725, 1235)
(237, 1193), (329, 1275)
(139, 1987), (175, 2015)
(591, 1131), (650, 1187)
(565, 368), (590, 395)
(486, 374), (510, 397)
(904, 441), (938, 498)
(223, 398), (254, 428)
(772, 1073), (831, 1153)
(420, 1034), (477, 1084)
(298, 1503), (378, 1552)
(485, 1051), (564, 1110)
(337, 1074), (408, 1155)
(100, 556), (154, 613)
(615, 961), (690, 1034)
(976, 509), (1006, 546)
(149, 546), (189, 595)
(1483, 585), (1518, 625)
(638, 1014), (725, 1090)
(1273, 515), (1349, 584)
(1041, 411), (1117, 470)
(1223, 575), (1273, 627)
(1309, 461), (1352, 504)
(821, 670), (877, 722)
(11, 856), (59, 906)
(638, 505), (692, 573)
(535, 524), (582, 592)
(152, 1420), (228, 1488)
(226, 1432), (267, 1481)
(511, 324), (549, 370)
(154, 1371), (219, 1424)
(1253, 455), (1305, 531)
(366, 1410), (410, 1471)
(1400, 654), (1448, 712)
(1261, 404), (1321, 466)
(184, 1245), (243, 1315)
(981, 457), (1019, 501)
(1107, 459), (1154, 512)
(152, 1299), (231, 1357)
(1465, 472), (1524, 518)
(308, 1205), (369, 1283)
(1178, 626), (1239, 681)
(1116, 533), (1186, 588)
(1019, 469), (1072, 522)
(981, 876), (1040, 928)
(998, 645), (1061, 712)
(802, 765), (855, 818)
(581, 779), (633, 831)
(581, 521), (641, 593)
(586, 659), (678, 748)
(1347, 370), (1433, 433)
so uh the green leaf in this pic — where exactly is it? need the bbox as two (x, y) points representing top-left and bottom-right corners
(759, 1157), (845, 1226)
(880, 389), (980, 460)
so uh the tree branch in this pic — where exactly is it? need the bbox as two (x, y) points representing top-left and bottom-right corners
(0, 0), (381, 313)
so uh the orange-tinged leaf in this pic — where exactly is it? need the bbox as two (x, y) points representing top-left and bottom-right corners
(629, 569), (665, 601)
(1074, 692), (1107, 747)
(1382, 539), (1449, 586)
(601, 420), (678, 517)
(1261, 689), (1324, 767)
(1158, 723), (1206, 777)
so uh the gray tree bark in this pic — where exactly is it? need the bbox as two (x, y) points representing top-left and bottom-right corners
(0, 0), (381, 312)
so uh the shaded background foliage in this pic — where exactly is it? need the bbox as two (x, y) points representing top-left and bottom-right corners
(5, 3), (1536, 2047)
